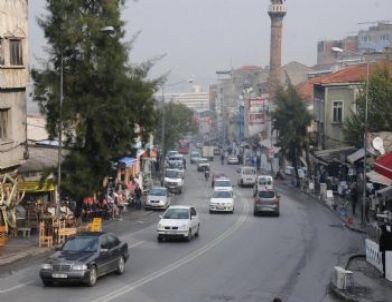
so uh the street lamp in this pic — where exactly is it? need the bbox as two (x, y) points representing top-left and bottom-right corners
(331, 47), (370, 225)
(57, 25), (115, 206)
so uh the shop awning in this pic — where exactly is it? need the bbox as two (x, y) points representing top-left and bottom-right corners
(19, 180), (56, 192)
(376, 186), (392, 199)
(118, 157), (137, 168)
(374, 152), (392, 179)
(366, 170), (392, 186)
(312, 146), (355, 166)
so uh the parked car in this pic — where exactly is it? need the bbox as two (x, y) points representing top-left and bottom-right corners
(238, 166), (257, 187)
(197, 158), (210, 171)
(227, 155), (239, 165)
(39, 232), (129, 287)
(209, 188), (235, 214)
(163, 169), (184, 194)
(213, 177), (233, 192)
(145, 187), (171, 210)
(253, 175), (274, 196)
(253, 189), (280, 216)
(157, 205), (200, 242)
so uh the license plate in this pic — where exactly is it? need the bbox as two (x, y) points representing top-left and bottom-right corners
(52, 273), (68, 279)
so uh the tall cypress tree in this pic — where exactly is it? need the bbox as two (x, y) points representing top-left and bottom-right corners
(33, 0), (158, 201)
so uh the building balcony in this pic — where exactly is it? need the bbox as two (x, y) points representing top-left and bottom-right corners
(268, 4), (287, 16)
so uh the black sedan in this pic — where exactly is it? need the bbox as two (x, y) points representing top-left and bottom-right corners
(39, 232), (129, 287)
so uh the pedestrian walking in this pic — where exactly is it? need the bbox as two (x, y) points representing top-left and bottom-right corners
(272, 298), (282, 302)
(134, 185), (142, 209)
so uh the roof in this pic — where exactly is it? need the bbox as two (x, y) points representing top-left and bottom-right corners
(374, 152), (392, 179)
(19, 145), (66, 173)
(213, 187), (233, 192)
(297, 63), (385, 103)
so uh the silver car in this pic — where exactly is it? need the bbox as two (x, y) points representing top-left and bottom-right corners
(145, 187), (171, 210)
(253, 189), (280, 216)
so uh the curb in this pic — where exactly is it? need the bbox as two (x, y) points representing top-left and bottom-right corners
(328, 282), (364, 302)
(296, 186), (367, 234)
(0, 247), (51, 268)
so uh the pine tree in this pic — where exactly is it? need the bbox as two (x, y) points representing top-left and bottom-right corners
(33, 0), (158, 201)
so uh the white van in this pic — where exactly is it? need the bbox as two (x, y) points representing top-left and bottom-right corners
(253, 175), (274, 196)
(238, 166), (257, 187)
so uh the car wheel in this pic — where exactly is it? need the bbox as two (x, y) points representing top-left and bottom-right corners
(157, 235), (163, 242)
(276, 211), (280, 217)
(86, 266), (97, 287)
(253, 210), (258, 216)
(186, 229), (192, 242)
(42, 280), (53, 287)
(209, 210), (213, 214)
(195, 224), (200, 237)
(116, 256), (125, 275)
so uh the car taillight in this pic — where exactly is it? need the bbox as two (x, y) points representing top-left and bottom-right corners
(273, 198), (279, 203)
(255, 198), (261, 204)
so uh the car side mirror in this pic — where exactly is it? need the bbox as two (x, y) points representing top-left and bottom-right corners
(100, 248), (109, 254)
(159, 215), (163, 219)
(55, 246), (61, 251)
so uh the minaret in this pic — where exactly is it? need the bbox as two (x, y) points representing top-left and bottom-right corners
(268, 0), (287, 92)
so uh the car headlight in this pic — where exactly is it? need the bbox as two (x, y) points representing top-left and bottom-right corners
(72, 264), (88, 271)
(179, 224), (188, 230)
(40, 263), (53, 270)
(158, 223), (163, 230)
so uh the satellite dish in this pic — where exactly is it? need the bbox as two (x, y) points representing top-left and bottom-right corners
(372, 137), (385, 155)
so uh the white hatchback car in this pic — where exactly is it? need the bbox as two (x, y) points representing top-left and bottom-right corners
(157, 206), (200, 242)
(209, 188), (235, 213)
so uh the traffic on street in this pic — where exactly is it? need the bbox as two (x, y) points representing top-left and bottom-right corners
(0, 149), (363, 302)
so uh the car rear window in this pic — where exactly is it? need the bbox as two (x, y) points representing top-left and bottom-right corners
(258, 191), (275, 198)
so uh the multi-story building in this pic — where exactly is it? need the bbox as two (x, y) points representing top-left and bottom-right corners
(170, 86), (209, 113)
(316, 22), (392, 69)
(0, 0), (29, 171)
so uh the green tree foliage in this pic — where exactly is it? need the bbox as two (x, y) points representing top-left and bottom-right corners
(33, 0), (158, 201)
(272, 83), (312, 184)
(344, 63), (392, 147)
(155, 102), (197, 154)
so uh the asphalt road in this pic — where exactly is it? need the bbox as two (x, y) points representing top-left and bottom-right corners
(0, 157), (364, 302)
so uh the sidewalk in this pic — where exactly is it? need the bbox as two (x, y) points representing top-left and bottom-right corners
(329, 256), (392, 302)
(0, 206), (153, 268)
(279, 177), (392, 302)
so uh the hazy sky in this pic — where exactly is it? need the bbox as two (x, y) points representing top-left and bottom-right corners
(29, 0), (392, 89)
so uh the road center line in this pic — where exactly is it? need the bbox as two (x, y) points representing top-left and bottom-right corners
(0, 281), (34, 294)
(92, 198), (249, 302)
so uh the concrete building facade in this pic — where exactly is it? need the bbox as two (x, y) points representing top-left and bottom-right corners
(0, 0), (29, 170)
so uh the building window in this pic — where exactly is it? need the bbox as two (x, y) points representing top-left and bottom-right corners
(0, 38), (4, 65)
(332, 101), (343, 123)
(0, 108), (10, 139)
(9, 39), (23, 66)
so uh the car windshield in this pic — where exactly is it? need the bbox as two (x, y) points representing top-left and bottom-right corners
(166, 170), (180, 178)
(212, 190), (232, 198)
(243, 168), (256, 175)
(149, 188), (166, 196)
(259, 177), (272, 185)
(163, 208), (189, 219)
(62, 236), (99, 252)
(199, 159), (208, 163)
(191, 152), (200, 157)
(258, 191), (275, 198)
(215, 180), (231, 187)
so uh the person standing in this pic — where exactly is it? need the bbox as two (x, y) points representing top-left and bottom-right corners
(134, 185), (142, 209)
(350, 183), (358, 216)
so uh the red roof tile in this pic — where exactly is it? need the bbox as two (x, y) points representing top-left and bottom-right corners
(296, 63), (388, 103)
